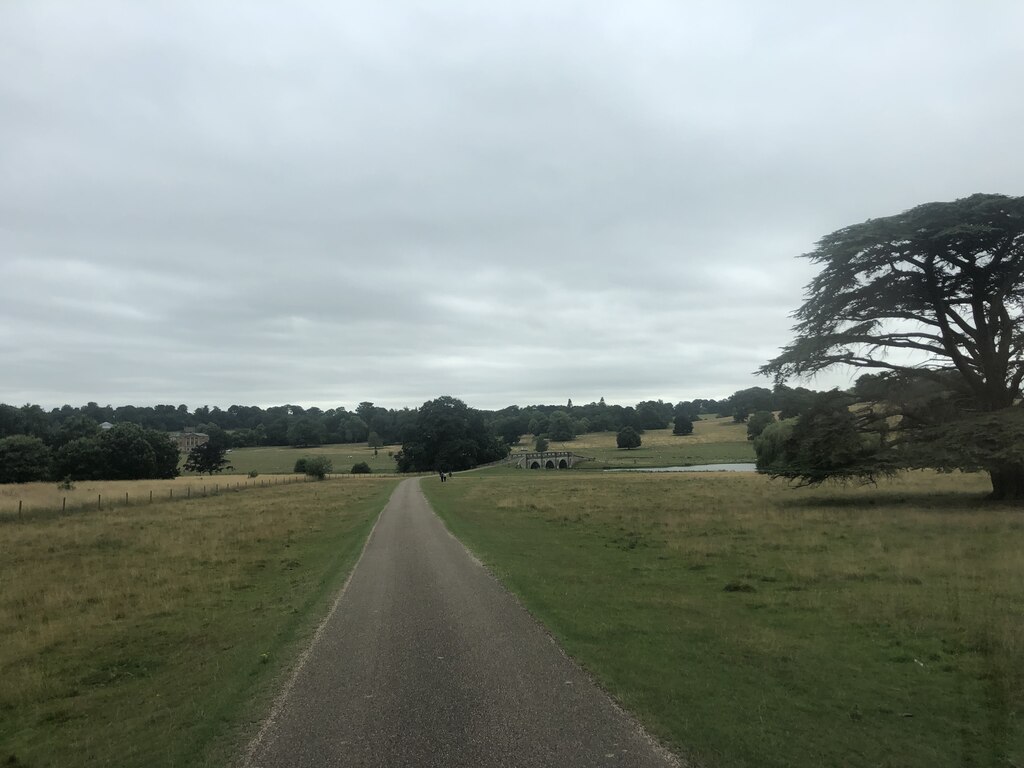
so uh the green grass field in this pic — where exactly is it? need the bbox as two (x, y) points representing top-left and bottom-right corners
(521, 417), (755, 469)
(213, 442), (400, 476)
(0, 477), (398, 767)
(424, 470), (1024, 768)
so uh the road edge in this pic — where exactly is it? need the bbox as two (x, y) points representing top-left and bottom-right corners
(237, 479), (405, 767)
(417, 476), (690, 768)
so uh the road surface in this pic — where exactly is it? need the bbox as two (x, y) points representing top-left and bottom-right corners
(243, 478), (681, 768)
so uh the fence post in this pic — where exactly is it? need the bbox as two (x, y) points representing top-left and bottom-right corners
(18, 499), (22, 519)
(98, 494), (102, 511)
(150, 490), (153, 503)
(125, 491), (129, 506)
(62, 497), (66, 513)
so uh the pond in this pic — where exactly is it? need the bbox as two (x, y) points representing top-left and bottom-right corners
(606, 463), (758, 473)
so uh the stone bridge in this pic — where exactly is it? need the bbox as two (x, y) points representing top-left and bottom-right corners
(511, 451), (593, 470)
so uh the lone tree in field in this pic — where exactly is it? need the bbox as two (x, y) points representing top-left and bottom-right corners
(303, 456), (333, 479)
(760, 193), (1024, 500)
(394, 396), (509, 473)
(183, 441), (233, 475)
(616, 426), (642, 450)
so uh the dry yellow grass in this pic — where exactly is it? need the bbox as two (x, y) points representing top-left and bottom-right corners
(0, 473), (384, 517)
(0, 477), (397, 767)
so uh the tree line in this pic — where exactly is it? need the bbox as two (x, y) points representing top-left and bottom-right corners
(0, 385), (829, 484)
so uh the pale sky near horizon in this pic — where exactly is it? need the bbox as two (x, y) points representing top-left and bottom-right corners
(2, 1), (1023, 412)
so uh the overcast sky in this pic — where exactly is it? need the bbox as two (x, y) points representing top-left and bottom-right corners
(2, 2), (1022, 412)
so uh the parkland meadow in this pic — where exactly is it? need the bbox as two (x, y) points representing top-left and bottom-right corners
(0, 474), (318, 519)
(424, 470), (1024, 768)
(219, 443), (399, 476)
(534, 417), (755, 469)
(0, 476), (397, 767)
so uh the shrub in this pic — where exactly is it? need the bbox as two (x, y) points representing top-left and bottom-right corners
(351, 462), (372, 474)
(616, 426), (642, 450)
(248, 470), (259, 478)
(293, 458), (308, 474)
(303, 456), (333, 480)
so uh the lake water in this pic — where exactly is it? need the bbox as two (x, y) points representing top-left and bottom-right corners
(606, 463), (758, 473)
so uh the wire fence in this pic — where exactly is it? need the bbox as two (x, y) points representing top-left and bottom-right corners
(0, 473), (382, 523)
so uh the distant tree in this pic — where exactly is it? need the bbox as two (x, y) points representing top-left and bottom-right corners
(672, 402), (695, 436)
(288, 417), (325, 447)
(304, 456), (333, 479)
(772, 384), (817, 420)
(395, 396), (509, 472)
(635, 400), (672, 430)
(728, 387), (774, 423)
(53, 437), (105, 480)
(98, 423), (179, 480)
(616, 426), (642, 450)
(183, 442), (233, 475)
(293, 458), (309, 473)
(547, 410), (575, 441)
(534, 436), (550, 452)
(746, 410), (776, 440)
(197, 422), (231, 451)
(761, 193), (1024, 498)
(367, 431), (383, 449)
(0, 404), (28, 439)
(53, 414), (100, 447)
(351, 461), (372, 474)
(493, 416), (526, 446)
(0, 435), (52, 483)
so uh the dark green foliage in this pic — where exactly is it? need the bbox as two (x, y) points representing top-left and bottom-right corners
(288, 417), (325, 447)
(53, 415), (100, 446)
(303, 456), (333, 479)
(729, 387), (773, 423)
(351, 462), (372, 474)
(616, 426), (642, 450)
(672, 401), (695, 436)
(0, 435), (52, 483)
(395, 396), (509, 472)
(183, 442), (233, 475)
(546, 410), (575, 441)
(534, 436), (550, 452)
(293, 458), (308, 474)
(762, 194), (1024, 498)
(635, 400), (672, 430)
(754, 392), (890, 485)
(746, 410), (776, 440)
(53, 437), (106, 480)
(367, 431), (383, 449)
(97, 424), (180, 480)
(772, 384), (816, 420)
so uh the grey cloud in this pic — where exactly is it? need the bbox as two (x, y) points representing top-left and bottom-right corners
(2, 1), (1022, 411)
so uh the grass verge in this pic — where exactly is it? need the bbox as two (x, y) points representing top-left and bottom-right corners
(1, 477), (397, 767)
(424, 470), (1023, 768)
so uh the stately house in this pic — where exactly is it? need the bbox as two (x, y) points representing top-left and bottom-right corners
(170, 427), (210, 452)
